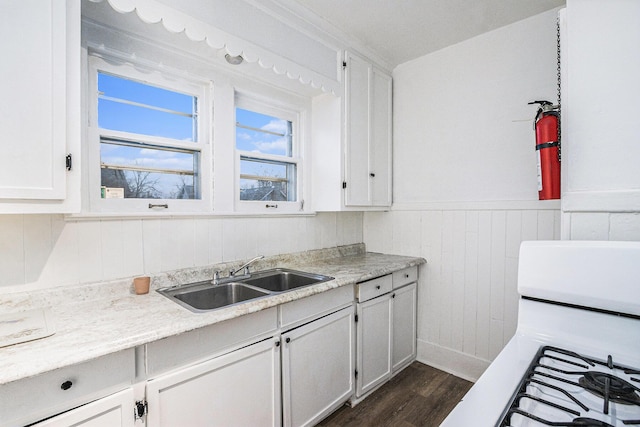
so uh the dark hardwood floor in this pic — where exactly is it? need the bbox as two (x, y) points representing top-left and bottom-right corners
(317, 362), (472, 427)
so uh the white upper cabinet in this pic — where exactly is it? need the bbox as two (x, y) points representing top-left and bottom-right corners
(312, 51), (392, 211)
(0, 0), (80, 213)
(345, 52), (392, 207)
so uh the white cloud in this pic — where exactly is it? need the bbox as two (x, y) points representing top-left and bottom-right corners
(262, 119), (289, 135)
(253, 137), (288, 153)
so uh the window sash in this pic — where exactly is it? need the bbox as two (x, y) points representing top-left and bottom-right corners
(100, 137), (201, 200)
(97, 71), (199, 142)
(239, 155), (296, 202)
(234, 97), (301, 210)
(88, 55), (211, 213)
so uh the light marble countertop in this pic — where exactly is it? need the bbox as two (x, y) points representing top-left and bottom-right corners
(0, 244), (425, 385)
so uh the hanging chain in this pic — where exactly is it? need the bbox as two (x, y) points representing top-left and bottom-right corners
(556, 15), (562, 161)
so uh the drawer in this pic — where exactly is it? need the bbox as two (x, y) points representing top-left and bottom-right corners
(280, 285), (354, 330)
(147, 307), (278, 377)
(356, 274), (392, 302)
(0, 348), (135, 427)
(393, 266), (418, 289)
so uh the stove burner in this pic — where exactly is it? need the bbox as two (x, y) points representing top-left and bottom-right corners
(572, 417), (613, 427)
(578, 371), (640, 404)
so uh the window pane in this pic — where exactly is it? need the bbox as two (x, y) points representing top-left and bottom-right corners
(98, 72), (197, 141)
(239, 157), (295, 201)
(100, 140), (199, 199)
(236, 108), (292, 156)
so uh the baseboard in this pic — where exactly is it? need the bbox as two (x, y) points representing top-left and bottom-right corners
(416, 340), (490, 382)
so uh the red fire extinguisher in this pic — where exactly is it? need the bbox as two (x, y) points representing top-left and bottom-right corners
(529, 100), (560, 200)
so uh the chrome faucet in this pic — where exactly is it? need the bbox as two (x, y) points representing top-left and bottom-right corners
(230, 255), (264, 277)
(212, 255), (264, 285)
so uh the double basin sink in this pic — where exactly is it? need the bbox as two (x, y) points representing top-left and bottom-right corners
(158, 269), (334, 313)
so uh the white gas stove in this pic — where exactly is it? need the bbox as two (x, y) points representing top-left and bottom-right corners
(441, 241), (640, 427)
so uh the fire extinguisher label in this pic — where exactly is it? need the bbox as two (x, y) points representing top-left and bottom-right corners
(536, 151), (543, 191)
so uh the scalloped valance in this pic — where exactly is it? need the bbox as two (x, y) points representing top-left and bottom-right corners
(87, 0), (340, 94)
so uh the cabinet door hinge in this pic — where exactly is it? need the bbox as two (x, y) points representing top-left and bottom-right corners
(65, 154), (72, 171)
(342, 181), (347, 189)
(134, 400), (148, 421)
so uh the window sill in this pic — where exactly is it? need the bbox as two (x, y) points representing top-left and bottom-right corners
(65, 210), (318, 221)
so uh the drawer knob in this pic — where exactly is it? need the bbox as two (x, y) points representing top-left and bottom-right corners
(60, 380), (73, 391)
(376, 285), (381, 290)
(405, 274), (409, 278)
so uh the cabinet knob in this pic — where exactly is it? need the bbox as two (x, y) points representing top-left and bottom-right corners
(285, 337), (291, 343)
(60, 380), (73, 391)
(392, 293), (396, 298)
(376, 285), (380, 290)
(405, 274), (409, 278)
(275, 341), (280, 347)
(370, 173), (376, 177)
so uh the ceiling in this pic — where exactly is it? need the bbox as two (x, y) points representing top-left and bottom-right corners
(276, 0), (565, 68)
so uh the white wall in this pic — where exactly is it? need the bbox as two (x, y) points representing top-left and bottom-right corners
(0, 213), (363, 293)
(364, 9), (562, 381)
(561, 0), (640, 239)
(393, 10), (559, 203)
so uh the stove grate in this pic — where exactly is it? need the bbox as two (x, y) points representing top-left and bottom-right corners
(497, 346), (640, 427)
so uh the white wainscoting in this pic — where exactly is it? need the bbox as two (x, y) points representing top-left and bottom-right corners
(0, 212), (363, 292)
(363, 204), (561, 381)
(563, 211), (640, 241)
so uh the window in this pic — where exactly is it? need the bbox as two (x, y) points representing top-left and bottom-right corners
(235, 98), (301, 211)
(88, 56), (210, 212)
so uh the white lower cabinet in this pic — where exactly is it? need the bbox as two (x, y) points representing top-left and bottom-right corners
(356, 292), (392, 397)
(32, 388), (135, 427)
(354, 268), (418, 401)
(392, 282), (417, 371)
(282, 306), (355, 427)
(143, 287), (355, 427)
(145, 337), (281, 427)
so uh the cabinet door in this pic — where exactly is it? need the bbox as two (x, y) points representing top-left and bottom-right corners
(392, 283), (417, 372)
(344, 51), (372, 206)
(356, 294), (392, 397)
(282, 307), (355, 427)
(0, 0), (71, 200)
(370, 67), (392, 206)
(32, 388), (134, 427)
(344, 51), (392, 207)
(146, 338), (281, 427)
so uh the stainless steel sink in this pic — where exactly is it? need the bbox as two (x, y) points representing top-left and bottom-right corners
(158, 282), (271, 313)
(158, 269), (333, 313)
(240, 268), (334, 293)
